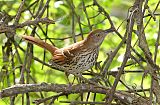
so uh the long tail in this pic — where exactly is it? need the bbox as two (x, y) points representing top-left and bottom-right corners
(22, 35), (58, 55)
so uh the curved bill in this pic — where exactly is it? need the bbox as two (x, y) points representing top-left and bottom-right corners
(104, 28), (115, 33)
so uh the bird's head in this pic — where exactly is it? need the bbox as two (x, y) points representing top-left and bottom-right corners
(85, 28), (114, 48)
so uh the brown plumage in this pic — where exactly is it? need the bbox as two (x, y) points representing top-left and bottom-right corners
(22, 29), (114, 74)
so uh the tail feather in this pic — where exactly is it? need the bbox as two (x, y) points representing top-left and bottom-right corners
(22, 35), (57, 55)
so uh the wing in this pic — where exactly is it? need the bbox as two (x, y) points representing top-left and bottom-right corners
(52, 49), (74, 65)
(51, 40), (85, 65)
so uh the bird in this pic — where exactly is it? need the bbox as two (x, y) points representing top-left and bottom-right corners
(22, 28), (114, 76)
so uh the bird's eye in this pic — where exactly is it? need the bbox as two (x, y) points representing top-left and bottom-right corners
(97, 34), (100, 37)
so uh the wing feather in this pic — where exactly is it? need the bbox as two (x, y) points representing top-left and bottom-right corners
(51, 40), (85, 65)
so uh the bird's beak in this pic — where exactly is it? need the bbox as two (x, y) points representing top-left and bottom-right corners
(104, 28), (115, 33)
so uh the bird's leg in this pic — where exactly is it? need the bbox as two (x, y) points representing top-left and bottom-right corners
(72, 72), (107, 89)
(64, 70), (83, 84)
(72, 76), (76, 84)
(72, 73), (83, 84)
(64, 70), (77, 85)
(72, 72), (85, 83)
(64, 71), (71, 84)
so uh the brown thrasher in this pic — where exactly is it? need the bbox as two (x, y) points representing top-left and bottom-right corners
(22, 28), (114, 75)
